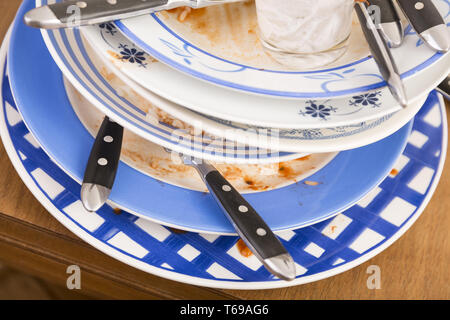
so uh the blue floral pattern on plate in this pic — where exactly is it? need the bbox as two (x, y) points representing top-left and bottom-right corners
(99, 22), (117, 35)
(350, 92), (382, 108)
(299, 101), (337, 120)
(110, 0), (450, 98)
(118, 44), (147, 67)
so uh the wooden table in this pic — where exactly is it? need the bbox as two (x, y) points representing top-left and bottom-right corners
(0, 0), (449, 300)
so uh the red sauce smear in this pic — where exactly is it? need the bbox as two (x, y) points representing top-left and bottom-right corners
(237, 239), (253, 258)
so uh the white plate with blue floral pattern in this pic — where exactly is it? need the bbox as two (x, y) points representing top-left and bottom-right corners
(38, 0), (450, 130)
(79, 23), (447, 153)
(1, 32), (446, 286)
(111, 0), (450, 100)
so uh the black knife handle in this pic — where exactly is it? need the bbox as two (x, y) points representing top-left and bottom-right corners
(49, 0), (169, 26)
(83, 117), (124, 189)
(368, 0), (401, 24)
(204, 170), (288, 260)
(396, 0), (444, 34)
(437, 75), (450, 100)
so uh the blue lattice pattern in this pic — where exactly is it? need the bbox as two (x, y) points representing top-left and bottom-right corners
(1, 64), (445, 284)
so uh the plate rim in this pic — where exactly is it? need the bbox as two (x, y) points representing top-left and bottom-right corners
(29, 2), (299, 164)
(113, 0), (450, 99)
(1, 26), (447, 286)
(5, 60), (413, 234)
(78, 21), (450, 153)
(79, 15), (450, 129)
(4, 18), (419, 235)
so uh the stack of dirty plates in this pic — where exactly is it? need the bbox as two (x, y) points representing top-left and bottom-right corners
(0, 0), (447, 289)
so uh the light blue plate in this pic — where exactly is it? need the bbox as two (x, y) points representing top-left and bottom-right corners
(7, 7), (414, 234)
(1, 54), (446, 287)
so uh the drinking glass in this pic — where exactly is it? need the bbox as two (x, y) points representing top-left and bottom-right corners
(255, 0), (354, 70)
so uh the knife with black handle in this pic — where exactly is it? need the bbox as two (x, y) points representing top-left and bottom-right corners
(81, 117), (124, 212)
(396, 0), (450, 52)
(166, 148), (296, 281)
(367, 0), (404, 47)
(355, 1), (407, 108)
(437, 75), (450, 100)
(204, 169), (296, 281)
(24, 0), (243, 29)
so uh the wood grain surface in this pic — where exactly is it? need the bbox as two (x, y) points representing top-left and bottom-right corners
(0, 0), (448, 300)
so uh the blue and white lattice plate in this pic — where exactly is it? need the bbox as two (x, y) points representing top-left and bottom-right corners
(5, 22), (417, 234)
(1, 31), (447, 289)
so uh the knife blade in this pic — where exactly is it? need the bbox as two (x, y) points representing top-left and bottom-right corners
(24, 0), (242, 29)
(396, 0), (450, 52)
(436, 75), (450, 100)
(164, 148), (296, 281)
(367, 0), (404, 47)
(355, 1), (408, 108)
(81, 117), (124, 212)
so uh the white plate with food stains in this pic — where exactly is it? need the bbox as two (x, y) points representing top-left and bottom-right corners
(66, 77), (335, 193)
(110, 0), (450, 101)
(79, 4), (449, 131)
(73, 44), (308, 161)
